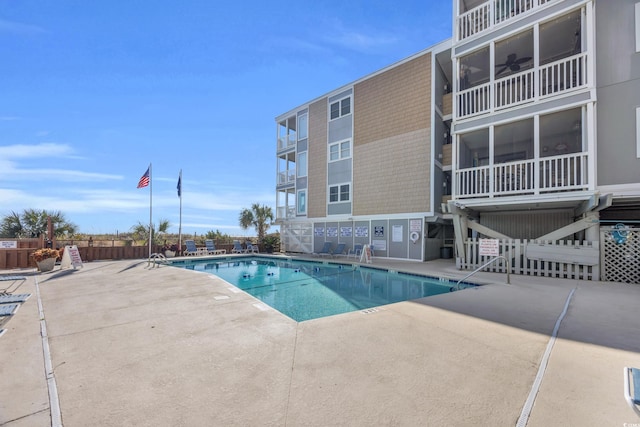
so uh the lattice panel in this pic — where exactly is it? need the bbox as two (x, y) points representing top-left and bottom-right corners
(602, 229), (640, 284)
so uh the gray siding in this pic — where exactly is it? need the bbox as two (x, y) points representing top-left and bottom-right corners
(328, 115), (352, 142)
(328, 89), (352, 104)
(327, 159), (351, 185)
(480, 210), (573, 239)
(596, 0), (640, 186)
(327, 202), (351, 215)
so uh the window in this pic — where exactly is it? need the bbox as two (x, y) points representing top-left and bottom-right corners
(297, 190), (307, 214)
(330, 97), (351, 120)
(329, 184), (350, 203)
(329, 140), (351, 161)
(297, 152), (307, 177)
(298, 113), (308, 140)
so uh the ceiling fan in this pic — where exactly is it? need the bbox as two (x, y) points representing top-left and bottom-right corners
(495, 53), (532, 76)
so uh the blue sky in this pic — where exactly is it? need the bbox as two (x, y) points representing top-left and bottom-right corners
(0, 1), (452, 237)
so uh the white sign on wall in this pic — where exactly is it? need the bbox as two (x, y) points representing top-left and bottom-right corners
(479, 239), (500, 257)
(0, 241), (17, 249)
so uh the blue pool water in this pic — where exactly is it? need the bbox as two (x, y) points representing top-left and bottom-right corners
(171, 257), (475, 322)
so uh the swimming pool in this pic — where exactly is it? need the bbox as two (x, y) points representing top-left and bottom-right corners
(171, 257), (476, 322)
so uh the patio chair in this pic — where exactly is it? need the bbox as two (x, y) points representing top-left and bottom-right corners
(184, 240), (199, 256)
(314, 242), (333, 257)
(232, 240), (245, 254)
(331, 243), (346, 257)
(0, 294), (31, 304)
(0, 275), (26, 294)
(205, 240), (226, 255)
(246, 243), (259, 253)
(347, 244), (363, 258)
(0, 303), (19, 319)
(624, 367), (640, 417)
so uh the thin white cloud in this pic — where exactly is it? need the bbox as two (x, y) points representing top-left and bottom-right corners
(261, 37), (333, 56)
(321, 18), (400, 53)
(0, 143), (74, 159)
(0, 116), (20, 121)
(0, 18), (45, 36)
(326, 31), (399, 52)
(0, 143), (109, 181)
(1, 167), (122, 182)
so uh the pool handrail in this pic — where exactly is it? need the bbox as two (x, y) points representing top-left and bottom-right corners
(456, 255), (510, 290)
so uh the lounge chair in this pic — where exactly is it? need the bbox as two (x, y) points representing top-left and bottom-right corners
(184, 240), (199, 256)
(348, 244), (363, 258)
(331, 243), (346, 257)
(205, 240), (226, 255)
(0, 294), (31, 304)
(0, 275), (26, 294)
(625, 367), (640, 416)
(232, 240), (245, 254)
(315, 242), (333, 257)
(246, 243), (259, 253)
(0, 303), (19, 318)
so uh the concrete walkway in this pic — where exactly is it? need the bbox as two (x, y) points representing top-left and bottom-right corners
(1, 257), (639, 426)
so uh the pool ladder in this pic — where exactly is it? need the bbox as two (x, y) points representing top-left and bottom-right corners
(147, 253), (168, 268)
(456, 255), (511, 290)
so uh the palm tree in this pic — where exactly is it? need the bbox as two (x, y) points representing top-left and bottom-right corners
(239, 203), (274, 243)
(130, 219), (171, 245)
(0, 211), (24, 238)
(0, 209), (77, 238)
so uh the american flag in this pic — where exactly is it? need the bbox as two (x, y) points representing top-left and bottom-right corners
(137, 167), (150, 188)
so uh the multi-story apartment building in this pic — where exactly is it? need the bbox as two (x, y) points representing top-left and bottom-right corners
(449, 0), (639, 282)
(275, 0), (640, 282)
(276, 40), (454, 261)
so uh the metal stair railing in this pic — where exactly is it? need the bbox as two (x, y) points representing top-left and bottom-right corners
(456, 255), (510, 289)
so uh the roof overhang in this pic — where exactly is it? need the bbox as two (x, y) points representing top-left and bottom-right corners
(451, 191), (600, 213)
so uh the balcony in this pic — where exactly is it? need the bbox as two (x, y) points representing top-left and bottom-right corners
(277, 170), (296, 186)
(455, 152), (589, 198)
(457, 52), (588, 119)
(457, 0), (555, 41)
(277, 135), (296, 152)
(276, 206), (296, 220)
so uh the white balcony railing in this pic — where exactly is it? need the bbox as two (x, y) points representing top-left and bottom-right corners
(277, 135), (296, 151)
(457, 53), (589, 119)
(276, 206), (296, 220)
(539, 53), (587, 97)
(455, 152), (588, 198)
(457, 165), (491, 197)
(539, 152), (589, 192)
(495, 69), (535, 109)
(277, 170), (296, 185)
(457, 0), (555, 41)
(458, 82), (491, 118)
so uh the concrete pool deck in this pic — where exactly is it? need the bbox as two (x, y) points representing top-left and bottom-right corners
(1, 256), (639, 426)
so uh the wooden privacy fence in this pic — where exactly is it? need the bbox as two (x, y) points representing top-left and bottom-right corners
(0, 245), (158, 270)
(457, 238), (600, 281)
(0, 239), (265, 270)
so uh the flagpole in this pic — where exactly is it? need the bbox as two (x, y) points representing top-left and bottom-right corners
(148, 162), (153, 260)
(178, 169), (183, 255)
